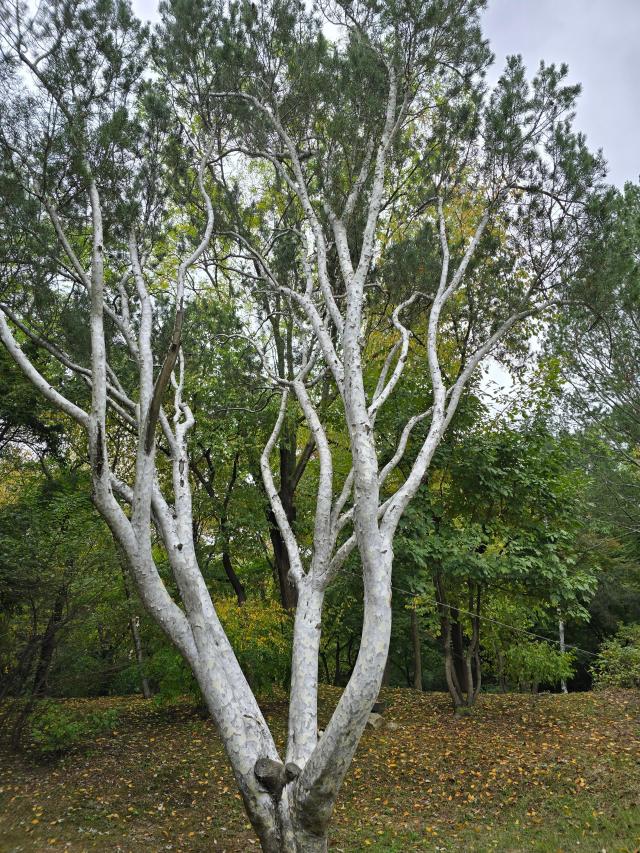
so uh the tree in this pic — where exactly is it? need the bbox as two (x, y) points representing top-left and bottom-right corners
(396, 412), (596, 708)
(503, 640), (576, 694)
(551, 185), (640, 549)
(0, 464), (134, 742)
(555, 184), (640, 455)
(0, 0), (601, 849)
(550, 186), (640, 669)
(591, 623), (640, 689)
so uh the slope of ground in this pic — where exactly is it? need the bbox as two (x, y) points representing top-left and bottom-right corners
(1, 688), (639, 852)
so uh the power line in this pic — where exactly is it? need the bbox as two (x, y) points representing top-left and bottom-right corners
(343, 565), (598, 659)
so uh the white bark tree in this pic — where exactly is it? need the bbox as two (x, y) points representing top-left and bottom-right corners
(0, 0), (602, 849)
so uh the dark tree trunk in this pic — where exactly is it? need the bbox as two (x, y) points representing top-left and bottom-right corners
(442, 617), (464, 708)
(11, 587), (66, 748)
(411, 608), (423, 691)
(221, 543), (247, 604)
(268, 506), (298, 610)
(435, 572), (463, 708)
(437, 578), (483, 709)
(333, 638), (341, 686)
(320, 651), (330, 683)
(219, 453), (246, 605)
(497, 649), (506, 692)
(120, 558), (152, 698)
(451, 614), (467, 693)
(470, 583), (482, 703)
(0, 636), (37, 702)
(96, 622), (116, 696)
(32, 587), (65, 697)
(129, 614), (152, 699)
(459, 582), (482, 707)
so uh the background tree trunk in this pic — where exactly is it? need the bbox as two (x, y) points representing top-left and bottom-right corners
(268, 505), (298, 610)
(120, 563), (152, 698)
(10, 586), (66, 748)
(559, 611), (568, 694)
(411, 607), (422, 691)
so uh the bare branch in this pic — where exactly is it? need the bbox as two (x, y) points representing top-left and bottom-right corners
(0, 308), (89, 428)
(144, 136), (216, 453)
(369, 292), (424, 421)
(260, 389), (305, 586)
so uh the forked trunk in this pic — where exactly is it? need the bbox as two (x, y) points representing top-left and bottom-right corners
(442, 622), (464, 708)
(252, 792), (329, 853)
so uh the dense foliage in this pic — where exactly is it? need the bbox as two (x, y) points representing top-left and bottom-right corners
(591, 624), (640, 690)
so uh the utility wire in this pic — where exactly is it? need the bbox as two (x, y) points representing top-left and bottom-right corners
(343, 565), (598, 659)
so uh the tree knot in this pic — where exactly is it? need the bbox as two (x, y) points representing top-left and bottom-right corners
(254, 758), (301, 801)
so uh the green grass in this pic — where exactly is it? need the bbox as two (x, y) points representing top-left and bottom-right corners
(360, 795), (640, 852)
(1, 688), (639, 851)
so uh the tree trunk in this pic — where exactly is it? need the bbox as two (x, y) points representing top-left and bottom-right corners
(222, 546), (247, 604)
(120, 564), (152, 698)
(129, 615), (152, 699)
(451, 613), (467, 691)
(333, 638), (341, 686)
(473, 643), (482, 701)
(268, 507), (298, 610)
(96, 622), (117, 696)
(442, 617), (464, 708)
(319, 651), (330, 683)
(434, 574), (463, 708)
(11, 587), (66, 748)
(0, 636), (37, 702)
(31, 587), (65, 697)
(463, 651), (474, 707)
(249, 791), (330, 853)
(219, 453), (246, 604)
(497, 649), (506, 692)
(287, 581), (324, 766)
(558, 612), (568, 694)
(466, 582), (481, 705)
(410, 607), (422, 691)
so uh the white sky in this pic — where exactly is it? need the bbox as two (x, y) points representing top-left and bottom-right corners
(483, 0), (640, 188)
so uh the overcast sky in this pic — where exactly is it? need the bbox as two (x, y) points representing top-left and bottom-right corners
(483, 0), (639, 187)
(132, 0), (639, 188)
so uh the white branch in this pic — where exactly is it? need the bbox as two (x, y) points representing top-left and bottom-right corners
(293, 379), (333, 571)
(369, 292), (423, 421)
(210, 91), (344, 335)
(260, 389), (305, 586)
(0, 309), (89, 427)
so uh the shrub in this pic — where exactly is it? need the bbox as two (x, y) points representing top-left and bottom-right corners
(504, 641), (575, 693)
(591, 624), (640, 689)
(28, 701), (118, 757)
(149, 597), (292, 704)
(217, 597), (291, 695)
(147, 645), (200, 707)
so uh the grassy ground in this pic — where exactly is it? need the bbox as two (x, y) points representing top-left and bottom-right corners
(0, 688), (639, 852)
